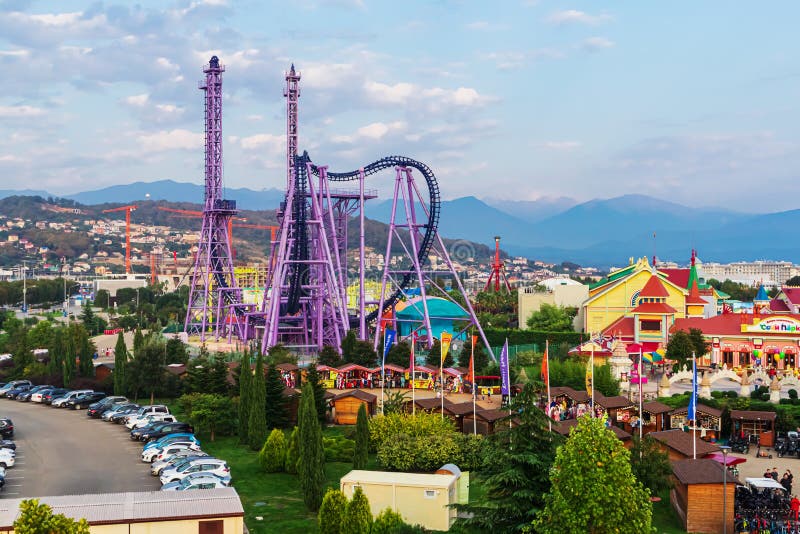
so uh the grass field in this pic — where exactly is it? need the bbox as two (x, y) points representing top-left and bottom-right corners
(651, 490), (685, 534)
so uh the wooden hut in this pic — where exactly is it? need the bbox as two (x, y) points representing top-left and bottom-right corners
(332, 390), (377, 424)
(640, 400), (673, 434)
(671, 459), (738, 534)
(553, 418), (633, 448)
(594, 394), (635, 426)
(316, 365), (338, 389)
(730, 409), (777, 447)
(648, 429), (721, 461)
(404, 397), (451, 415)
(669, 404), (722, 441)
(444, 402), (475, 433)
(463, 409), (509, 436)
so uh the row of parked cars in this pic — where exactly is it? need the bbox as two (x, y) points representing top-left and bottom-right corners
(0, 379), (232, 491)
(0, 382), (23, 490)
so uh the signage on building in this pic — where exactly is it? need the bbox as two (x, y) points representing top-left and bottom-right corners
(742, 316), (800, 334)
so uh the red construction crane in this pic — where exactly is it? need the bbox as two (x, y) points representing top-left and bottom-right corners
(102, 205), (137, 274)
(157, 206), (278, 242)
(484, 236), (512, 293)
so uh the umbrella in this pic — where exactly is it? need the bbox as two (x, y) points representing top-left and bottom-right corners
(643, 352), (664, 364)
(706, 452), (747, 466)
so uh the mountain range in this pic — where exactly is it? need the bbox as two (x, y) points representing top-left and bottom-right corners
(1, 181), (796, 266)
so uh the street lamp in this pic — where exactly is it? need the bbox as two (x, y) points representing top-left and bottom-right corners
(720, 444), (732, 534)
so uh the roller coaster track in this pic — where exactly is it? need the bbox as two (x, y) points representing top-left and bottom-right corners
(301, 153), (441, 323)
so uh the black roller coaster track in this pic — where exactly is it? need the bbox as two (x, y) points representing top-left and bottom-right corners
(301, 153), (442, 323)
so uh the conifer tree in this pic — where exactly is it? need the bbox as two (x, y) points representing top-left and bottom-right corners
(238, 351), (252, 444)
(317, 489), (348, 534)
(113, 331), (128, 395)
(353, 403), (369, 469)
(62, 330), (76, 387)
(305, 364), (327, 424)
(259, 428), (287, 473)
(248, 353), (267, 450)
(285, 426), (300, 474)
(298, 382), (326, 511)
(343, 487), (373, 534)
(264, 363), (289, 429)
(133, 327), (144, 356)
(47, 327), (65, 379)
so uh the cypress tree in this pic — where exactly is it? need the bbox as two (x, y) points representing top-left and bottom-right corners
(317, 488), (348, 534)
(259, 428), (287, 473)
(285, 426), (300, 474)
(47, 328), (65, 380)
(75, 324), (94, 378)
(265, 363), (289, 429)
(238, 351), (252, 444)
(298, 382), (326, 511)
(353, 403), (369, 469)
(62, 329), (76, 387)
(305, 365), (327, 424)
(344, 487), (373, 534)
(113, 331), (128, 395)
(248, 353), (267, 450)
(133, 327), (144, 356)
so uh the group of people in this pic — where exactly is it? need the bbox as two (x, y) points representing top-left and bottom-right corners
(763, 466), (793, 494)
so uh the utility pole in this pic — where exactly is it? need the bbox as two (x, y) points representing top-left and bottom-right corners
(22, 261), (27, 314)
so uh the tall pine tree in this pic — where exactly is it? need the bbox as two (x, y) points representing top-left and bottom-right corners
(353, 403), (369, 469)
(238, 351), (252, 444)
(264, 363), (289, 429)
(62, 328), (76, 387)
(298, 382), (326, 511)
(47, 328), (65, 379)
(113, 331), (128, 395)
(133, 327), (144, 356)
(305, 365), (327, 424)
(248, 353), (267, 450)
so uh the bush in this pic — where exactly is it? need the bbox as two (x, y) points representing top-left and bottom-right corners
(452, 433), (485, 471)
(285, 426), (299, 474)
(369, 412), (456, 452)
(790, 389), (798, 400)
(344, 487), (373, 534)
(318, 488), (348, 534)
(372, 508), (407, 534)
(378, 433), (461, 472)
(323, 436), (356, 463)
(259, 429), (287, 473)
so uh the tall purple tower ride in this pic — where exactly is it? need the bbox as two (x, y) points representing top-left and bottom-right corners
(185, 56), (240, 340)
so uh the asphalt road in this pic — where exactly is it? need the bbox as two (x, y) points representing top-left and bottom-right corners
(0, 400), (161, 498)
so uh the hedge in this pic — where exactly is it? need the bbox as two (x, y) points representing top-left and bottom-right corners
(483, 328), (584, 347)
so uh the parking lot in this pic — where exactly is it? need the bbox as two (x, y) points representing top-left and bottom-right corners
(0, 400), (161, 497)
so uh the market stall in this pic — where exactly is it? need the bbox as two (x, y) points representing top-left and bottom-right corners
(337, 363), (375, 388)
(730, 409), (776, 447)
(407, 365), (437, 390)
(316, 364), (338, 389)
(670, 404), (722, 441)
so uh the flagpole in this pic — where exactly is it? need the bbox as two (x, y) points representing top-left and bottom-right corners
(471, 334), (477, 436)
(381, 330), (386, 416)
(411, 335), (416, 416)
(692, 351), (697, 460)
(546, 339), (551, 433)
(639, 348), (643, 447)
(591, 333), (595, 418)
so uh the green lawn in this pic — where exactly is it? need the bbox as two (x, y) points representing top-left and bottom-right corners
(201, 430), (361, 534)
(651, 490), (685, 534)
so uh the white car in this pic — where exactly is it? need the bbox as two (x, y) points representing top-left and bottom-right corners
(160, 473), (230, 491)
(123, 405), (169, 428)
(127, 413), (176, 430)
(160, 458), (229, 485)
(141, 442), (201, 463)
(0, 448), (16, 468)
(151, 451), (209, 476)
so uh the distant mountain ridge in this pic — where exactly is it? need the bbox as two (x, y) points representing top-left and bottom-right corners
(1, 182), (798, 265)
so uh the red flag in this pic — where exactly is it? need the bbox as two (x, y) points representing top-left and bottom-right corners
(541, 343), (549, 389)
(469, 335), (477, 384)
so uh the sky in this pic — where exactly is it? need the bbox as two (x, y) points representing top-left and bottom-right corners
(1, 0), (799, 210)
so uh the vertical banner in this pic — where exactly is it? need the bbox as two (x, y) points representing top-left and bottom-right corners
(499, 339), (510, 396)
(440, 331), (453, 366)
(688, 355), (698, 421)
(382, 329), (396, 366)
(585, 356), (593, 396)
(468, 335), (477, 384)
(541, 342), (549, 391)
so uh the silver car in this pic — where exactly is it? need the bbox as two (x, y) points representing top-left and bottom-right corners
(141, 442), (201, 463)
(160, 458), (229, 485)
(161, 473), (230, 491)
(151, 451), (209, 476)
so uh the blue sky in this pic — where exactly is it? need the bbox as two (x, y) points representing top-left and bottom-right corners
(1, 0), (799, 209)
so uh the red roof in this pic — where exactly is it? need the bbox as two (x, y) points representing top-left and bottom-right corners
(640, 274), (671, 298)
(660, 268), (690, 289)
(631, 301), (677, 314)
(602, 316), (635, 338)
(672, 314), (749, 336)
(782, 288), (800, 305)
(686, 280), (706, 305)
(770, 299), (791, 312)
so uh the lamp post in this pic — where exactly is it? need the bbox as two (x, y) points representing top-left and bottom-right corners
(720, 444), (731, 534)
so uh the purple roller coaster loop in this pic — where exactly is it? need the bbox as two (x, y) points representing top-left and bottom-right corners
(184, 56), (241, 341)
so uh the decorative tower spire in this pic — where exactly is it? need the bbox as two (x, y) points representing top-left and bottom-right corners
(484, 236), (511, 292)
(284, 63), (300, 189)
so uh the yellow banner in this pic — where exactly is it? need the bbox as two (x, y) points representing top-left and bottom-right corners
(440, 331), (453, 365)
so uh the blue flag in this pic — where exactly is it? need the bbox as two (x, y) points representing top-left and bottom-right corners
(499, 339), (510, 395)
(687, 357), (698, 421)
(382, 329), (396, 367)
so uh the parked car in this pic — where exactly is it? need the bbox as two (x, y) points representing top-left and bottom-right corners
(127, 413), (177, 431)
(141, 441), (201, 463)
(17, 385), (53, 402)
(102, 404), (140, 422)
(124, 406), (170, 428)
(130, 419), (179, 440)
(0, 419), (13, 439)
(0, 448), (16, 468)
(161, 473), (230, 491)
(110, 406), (143, 424)
(87, 396), (128, 418)
(51, 390), (92, 408)
(0, 381), (32, 398)
(150, 451), (209, 476)
(40, 388), (69, 405)
(0, 440), (15, 451)
(143, 433), (200, 452)
(5, 384), (32, 400)
(138, 422), (194, 443)
(66, 392), (106, 410)
(160, 458), (230, 485)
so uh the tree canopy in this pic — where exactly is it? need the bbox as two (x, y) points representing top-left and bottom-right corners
(526, 303), (575, 332)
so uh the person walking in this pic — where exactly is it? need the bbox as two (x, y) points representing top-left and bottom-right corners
(792, 495), (800, 522)
(772, 467), (780, 481)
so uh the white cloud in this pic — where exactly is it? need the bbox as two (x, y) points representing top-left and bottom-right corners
(237, 133), (284, 153)
(539, 141), (582, 150)
(0, 105), (44, 117)
(332, 121), (407, 144)
(363, 81), (416, 104)
(581, 37), (614, 50)
(0, 50), (30, 58)
(138, 129), (203, 151)
(124, 94), (150, 107)
(0, 155), (21, 163)
(364, 81), (490, 109)
(547, 10), (611, 25)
